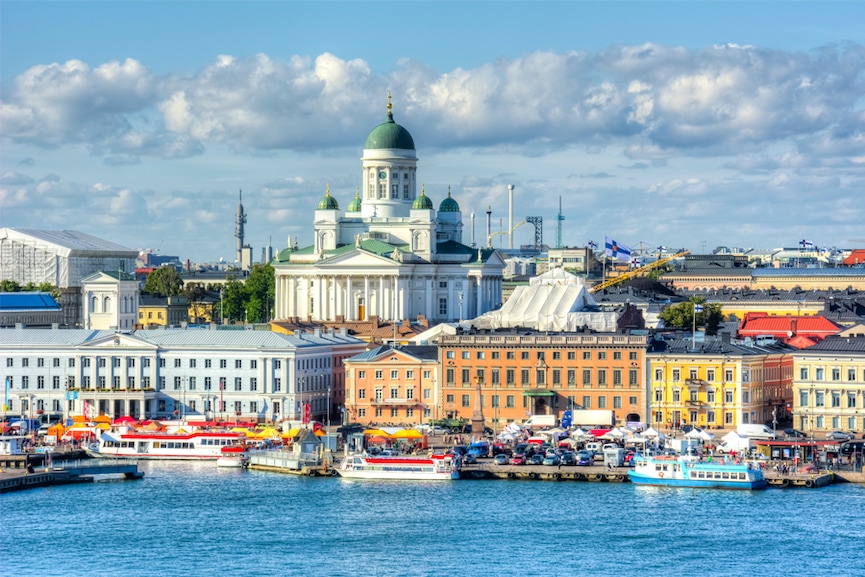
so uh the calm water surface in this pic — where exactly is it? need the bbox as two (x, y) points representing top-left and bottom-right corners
(2, 461), (864, 577)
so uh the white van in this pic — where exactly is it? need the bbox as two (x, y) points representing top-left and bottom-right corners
(736, 424), (777, 440)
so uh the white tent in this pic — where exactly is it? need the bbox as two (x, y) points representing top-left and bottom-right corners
(698, 430), (715, 441)
(685, 429), (704, 439)
(643, 427), (666, 440)
(601, 429), (625, 440)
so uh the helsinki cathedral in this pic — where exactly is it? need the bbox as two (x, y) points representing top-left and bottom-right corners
(273, 96), (505, 323)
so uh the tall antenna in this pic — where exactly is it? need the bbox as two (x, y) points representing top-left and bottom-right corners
(555, 196), (565, 249)
(235, 189), (247, 265)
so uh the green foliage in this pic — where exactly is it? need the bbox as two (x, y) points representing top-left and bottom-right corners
(658, 296), (724, 335)
(0, 279), (60, 298)
(143, 266), (184, 297)
(221, 277), (247, 322)
(245, 264), (275, 323)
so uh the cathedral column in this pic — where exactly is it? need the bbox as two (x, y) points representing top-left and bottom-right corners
(346, 276), (354, 321)
(447, 278), (454, 321)
(363, 276), (370, 321)
(476, 277), (483, 317)
(378, 276), (385, 318)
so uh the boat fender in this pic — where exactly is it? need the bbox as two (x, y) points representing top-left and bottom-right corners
(616, 475), (625, 482)
(805, 479), (814, 488)
(554, 473), (562, 481)
(780, 479), (790, 488)
(593, 474), (603, 481)
(329, 469), (338, 476)
(529, 472), (538, 480)
(507, 472), (516, 479)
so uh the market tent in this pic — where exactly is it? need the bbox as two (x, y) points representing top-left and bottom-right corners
(249, 427), (280, 439)
(368, 435), (390, 444)
(643, 427), (666, 439)
(113, 416), (137, 425)
(93, 415), (112, 424)
(363, 429), (392, 438)
(283, 428), (301, 438)
(601, 429), (625, 440)
(393, 429), (423, 439)
(685, 429), (704, 439)
(698, 430), (715, 441)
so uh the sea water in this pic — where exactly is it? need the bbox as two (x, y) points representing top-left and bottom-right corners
(2, 461), (864, 577)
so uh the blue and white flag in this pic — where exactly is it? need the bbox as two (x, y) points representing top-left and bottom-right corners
(799, 239), (813, 249)
(657, 245), (666, 253)
(631, 258), (641, 267)
(605, 236), (631, 262)
(694, 304), (704, 313)
(588, 240), (598, 249)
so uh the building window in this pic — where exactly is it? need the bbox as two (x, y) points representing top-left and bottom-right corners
(391, 407), (399, 418)
(799, 391), (808, 407)
(521, 369), (530, 385)
(598, 397), (606, 409)
(706, 369), (715, 382)
(407, 388), (414, 399)
(462, 351), (470, 359)
(491, 352), (500, 360)
(220, 359), (227, 369)
(815, 391), (825, 407)
(358, 389), (366, 399)
(205, 377), (212, 390)
(375, 389), (383, 401)
(598, 352), (606, 360)
(552, 369), (561, 385)
(831, 368), (840, 381)
(142, 377), (150, 389)
(800, 367), (809, 380)
(725, 390), (733, 404)
(552, 352), (561, 360)
(567, 352), (576, 360)
(689, 369), (698, 380)
(251, 360), (258, 370)
(707, 390), (715, 403)
(389, 370), (398, 380)
(673, 389), (681, 403)
(446, 351), (455, 359)
(506, 395), (515, 408)
(235, 377), (242, 391)
(848, 393), (856, 408)
(613, 352), (622, 360)
(583, 352), (591, 360)
(629, 370), (638, 386)
(128, 376), (135, 389)
(506, 369), (515, 384)
(236, 360), (242, 369)
(521, 352), (529, 360)
(654, 388), (663, 402)
(204, 359), (211, 369)
(567, 369), (576, 385)
(189, 359), (196, 368)
(461, 369), (470, 384)
(143, 358), (150, 368)
(613, 370), (622, 385)
(583, 369), (591, 386)
(654, 368), (663, 381)
(598, 370), (606, 386)
(375, 370), (383, 380)
(174, 358), (181, 368)
(358, 408), (366, 418)
(831, 391), (841, 407)
(446, 369), (455, 384)
(390, 387), (399, 399)
(250, 378), (257, 392)
(613, 396), (622, 409)
(582, 396), (591, 409)
(672, 369), (680, 382)
(507, 352), (515, 360)
(491, 369), (500, 385)
(174, 377), (181, 390)
(358, 370), (366, 379)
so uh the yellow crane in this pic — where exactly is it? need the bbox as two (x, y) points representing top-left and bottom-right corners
(488, 221), (527, 248)
(589, 250), (689, 293)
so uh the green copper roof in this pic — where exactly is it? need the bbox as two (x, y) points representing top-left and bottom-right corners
(364, 100), (415, 150)
(412, 187), (433, 210)
(317, 187), (339, 210)
(439, 188), (460, 212)
(347, 189), (362, 212)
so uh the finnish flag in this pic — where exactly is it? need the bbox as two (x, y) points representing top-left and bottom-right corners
(605, 236), (632, 262)
(694, 304), (704, 313)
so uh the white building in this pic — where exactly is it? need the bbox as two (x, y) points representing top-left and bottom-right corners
(80, 271), (140, 330)
(273, 97), (505, 324)
(0, 327), (365, 424)
(0, 228), (138, 327)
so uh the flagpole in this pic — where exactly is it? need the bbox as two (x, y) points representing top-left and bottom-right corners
(692, 303), (696, 350)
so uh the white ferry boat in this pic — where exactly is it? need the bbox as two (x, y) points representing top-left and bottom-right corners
(336, 454), (459, 480)
(629, 455), (767, 490)
(216, 445), (250, 468)
(86, 430), (245, 460)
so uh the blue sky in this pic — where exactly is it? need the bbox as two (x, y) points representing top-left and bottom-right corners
(2, 1), (864, 263)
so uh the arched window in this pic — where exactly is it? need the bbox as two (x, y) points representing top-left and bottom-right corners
(91, 295), (99, 313)
(103, 296), (111, 313)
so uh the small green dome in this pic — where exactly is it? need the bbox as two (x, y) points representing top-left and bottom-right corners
(412, 185), (433, 210)
(317, 186), (339, 210)
(364, 96), (415, 150)
(347, 188), (362, 212)
(439, 188), (460, 213)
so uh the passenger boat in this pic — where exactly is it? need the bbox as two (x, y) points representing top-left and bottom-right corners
(216, 445), (250, 468)
(336, 454), (460, 480)
(628, 455), (767, 490)
(85, 430), (245, 460)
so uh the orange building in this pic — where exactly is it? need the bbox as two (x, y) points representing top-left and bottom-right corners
(437, 331), (650, 430)
(344, 345), (439, 426)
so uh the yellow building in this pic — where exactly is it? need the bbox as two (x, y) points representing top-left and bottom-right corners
(138, 295), (189, 328)
(792, 336), (865, 437)
(648, 334), (793, 431)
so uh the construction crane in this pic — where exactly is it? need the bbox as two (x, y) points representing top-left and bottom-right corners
(590, 250), (689, 293)
(488, 221), (527, 248)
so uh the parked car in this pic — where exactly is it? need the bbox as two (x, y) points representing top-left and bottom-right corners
(510, 454), (526, 466)
(681, 425), (700, 434)
(576, 451), (593, 466)
(494, 453), (509, 465)
(784, 428), (807, 439)
(528, 454), (545, 465)
(560, 452), (577, 466)
(542, 455), (560, 466)
(826, 431), (854, 441)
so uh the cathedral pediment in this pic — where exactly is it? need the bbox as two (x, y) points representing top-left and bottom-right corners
(318, 249), (401, 268)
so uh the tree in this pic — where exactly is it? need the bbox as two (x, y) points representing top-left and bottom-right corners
(1, 279), (21, 292)
(221, 277), (247, 323)
(658, 297), (724, 335)
(143, 266), (184, 297)
(245, 264), (275, 323)
(183, 282), (210, 323)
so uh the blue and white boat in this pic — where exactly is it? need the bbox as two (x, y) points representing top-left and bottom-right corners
(628, 455), (767, 490)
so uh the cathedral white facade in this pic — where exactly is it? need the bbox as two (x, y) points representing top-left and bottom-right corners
(273, 98), (505, 323)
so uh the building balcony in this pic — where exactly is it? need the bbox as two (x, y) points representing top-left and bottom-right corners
(686, 379), (710, 387)
(371, 398), (422, 406)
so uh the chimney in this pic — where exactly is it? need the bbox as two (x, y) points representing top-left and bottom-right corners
(721, 331), (731, 345)
(417, 314), (428, 328)
(790, 318), (798, 337)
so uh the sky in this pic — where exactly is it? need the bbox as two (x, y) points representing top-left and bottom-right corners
(2, 1), (864, 264)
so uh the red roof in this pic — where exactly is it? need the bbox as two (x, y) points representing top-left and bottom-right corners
(842, 250), (865, 266)
(738, 312), (841, 343)
(785, 335), (818, 349)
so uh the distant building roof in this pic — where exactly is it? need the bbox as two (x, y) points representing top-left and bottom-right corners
(0, 292), (61, 312)
(2, 228), (136, 256)
(798, 335), (865, 353)
(737, 312), (842, 345)
(842, 250), (865, 266)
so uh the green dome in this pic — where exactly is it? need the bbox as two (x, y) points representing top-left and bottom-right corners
(439, 188), (460, 213)
(412, 186), (433, 210)
(317, 186), (339, 210)
(364, 98), (415, 150)
(347, 188), (362, 212)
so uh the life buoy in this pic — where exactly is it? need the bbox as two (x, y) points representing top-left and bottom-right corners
(658, 472), (664, 478)
(805, 479), (814, 488)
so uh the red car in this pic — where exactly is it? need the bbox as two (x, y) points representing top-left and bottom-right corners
(510, 454), (526, 465)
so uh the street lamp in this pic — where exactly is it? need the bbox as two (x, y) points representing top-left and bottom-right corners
(327, 387), (332, 433)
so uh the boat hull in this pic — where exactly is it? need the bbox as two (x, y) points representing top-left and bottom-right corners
(628, 471), (767, 490)
(336, 455), (459, 480)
